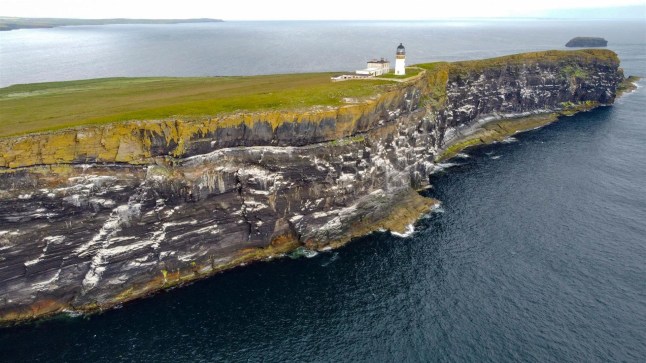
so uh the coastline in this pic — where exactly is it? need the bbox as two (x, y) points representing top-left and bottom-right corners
(0, 49), (628, 325)
(0, 17), (223, 32)
(1, 189), (438, 325)
(435, 75), (641, 161)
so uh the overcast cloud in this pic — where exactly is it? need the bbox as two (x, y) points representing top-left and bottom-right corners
(0, 0), (644, 20)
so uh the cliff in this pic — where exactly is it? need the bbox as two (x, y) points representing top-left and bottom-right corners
(0, 49), (626, 324)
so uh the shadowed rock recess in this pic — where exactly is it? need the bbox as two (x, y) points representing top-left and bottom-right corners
(0, 49), (626, 323)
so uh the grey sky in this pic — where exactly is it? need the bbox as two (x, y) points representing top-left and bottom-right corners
(0, 0), (645, 20)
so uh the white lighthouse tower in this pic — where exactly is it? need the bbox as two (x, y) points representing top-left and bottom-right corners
(395, 43), (406, 75)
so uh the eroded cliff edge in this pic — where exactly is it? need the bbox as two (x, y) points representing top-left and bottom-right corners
(0, 49), (627, 323)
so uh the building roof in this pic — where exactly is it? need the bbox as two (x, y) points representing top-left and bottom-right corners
(368, 58), (390, 64)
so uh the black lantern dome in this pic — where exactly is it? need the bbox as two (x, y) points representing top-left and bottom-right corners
(396, 43), (405, 55)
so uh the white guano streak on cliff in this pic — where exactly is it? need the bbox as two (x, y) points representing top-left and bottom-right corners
(79, 202), (141, 292)
(24, 235), (66, 267)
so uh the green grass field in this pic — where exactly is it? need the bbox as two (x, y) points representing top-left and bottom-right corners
(0, 74), (395, 138)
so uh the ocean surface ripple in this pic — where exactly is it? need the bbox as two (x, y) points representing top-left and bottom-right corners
(1, 20), (645, 362)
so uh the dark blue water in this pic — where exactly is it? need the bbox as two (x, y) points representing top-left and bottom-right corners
(1, 20), (645, 362)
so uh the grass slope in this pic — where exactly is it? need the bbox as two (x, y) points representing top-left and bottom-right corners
(377, 67), (423, 79)
(0, 74), (392, 138)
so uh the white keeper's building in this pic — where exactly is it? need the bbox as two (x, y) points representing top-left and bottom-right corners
(330, 43), (407, 81)
(355, 58), (391, 76)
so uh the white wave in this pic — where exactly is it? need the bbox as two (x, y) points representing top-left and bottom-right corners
(431, 203), (445, 214)
(501, 136), (518, 144)
(321, 252), (340, 267)
(524, 124), (547, 132)
(420, 203), (445, 220)
(62, 309), (83, 318)
(616, 81), (642, 103)
(491, 155), (501, 160)
(456, 152), (470, 158)
(288, 247), (319, 259)
(264, 253), (287, 261)
(626, 79), (641, 91)
(430, 162), (458, 174)
(391, 224), (415, 238)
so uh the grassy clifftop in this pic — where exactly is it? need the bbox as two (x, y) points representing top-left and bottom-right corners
(0, 74), (394, 138)
(0, 49), (620, 141)
(417, 49), (620, 76)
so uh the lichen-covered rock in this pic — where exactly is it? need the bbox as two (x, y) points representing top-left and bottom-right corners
(0, 88), (411, 169)
(0, 49), (625, 323)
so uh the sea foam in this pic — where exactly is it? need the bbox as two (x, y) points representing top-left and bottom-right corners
(391, 224), (415, 238)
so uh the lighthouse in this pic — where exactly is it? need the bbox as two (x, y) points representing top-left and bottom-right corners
(395, 43), (406, 75)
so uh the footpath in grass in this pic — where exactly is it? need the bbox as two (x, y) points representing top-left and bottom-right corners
(376, 67), (423, 80)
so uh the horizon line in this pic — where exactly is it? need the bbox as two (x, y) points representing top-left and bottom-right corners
(1, 16), (645, 21)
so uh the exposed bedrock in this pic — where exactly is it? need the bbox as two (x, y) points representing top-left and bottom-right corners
(433, 50), (623, 149)
(0, 49), (625, 323)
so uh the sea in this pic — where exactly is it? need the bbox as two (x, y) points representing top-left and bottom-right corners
(0, 20), (645, 362)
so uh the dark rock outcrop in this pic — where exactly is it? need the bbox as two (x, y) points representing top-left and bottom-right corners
(566, 37), (608, 47)
(0, 49), (625, 323)
(434, 49), (623, 150)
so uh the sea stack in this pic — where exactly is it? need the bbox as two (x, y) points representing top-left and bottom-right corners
(566, 37), (608, 47)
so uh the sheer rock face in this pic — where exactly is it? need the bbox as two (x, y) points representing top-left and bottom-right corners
(0, 50), (624, 322)
(434, 54), (623, 148)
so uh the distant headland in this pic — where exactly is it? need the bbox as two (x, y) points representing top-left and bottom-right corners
(0, 17), (223, 31)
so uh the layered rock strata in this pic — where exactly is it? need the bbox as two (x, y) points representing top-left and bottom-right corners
(0, 49), (625, 323)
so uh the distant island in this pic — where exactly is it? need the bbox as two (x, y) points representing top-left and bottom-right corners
(565, 37), (608, 48)
(0, 17), (223, 31)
